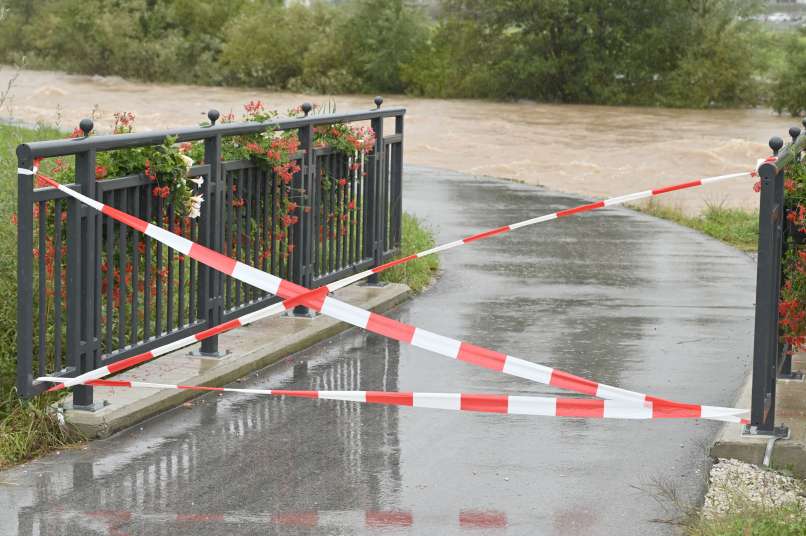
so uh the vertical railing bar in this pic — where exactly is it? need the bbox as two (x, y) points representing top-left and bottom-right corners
(393, 115), (404, 250)
(37, 202), (46, 378)
(261, 167), (269, 277)
(155, 196), (164, 337)
(118, 189), (128, 350)
(235, 169), (243, 306)
(245, 166), (253, 302)
(131, 187), (140, 343)
(167, 203), (175, 332)
(224, 167), (233, 310)
(54, 201), (63, 371)
(312, 153), (322, 278)
(105, 191), (114, 354)
(336, 154), (344, 271)
(358, 150), (365, 260)
(143, 192), (152, 341)
(188, 215), (196, 324)
(270, 170), (277, 278)
(329, 153), (336, 274)
(254, 167), (262, 298)
(350, 153), (357, 266)
(178, 214), (186, 329)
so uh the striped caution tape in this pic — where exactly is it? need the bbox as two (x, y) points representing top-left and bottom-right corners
(37, 377), (748, 421)
(331, 170), (753, 289)
(25, 165), (749, 422)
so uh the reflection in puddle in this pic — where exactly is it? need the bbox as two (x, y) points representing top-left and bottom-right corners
(29, 508), (509, 533)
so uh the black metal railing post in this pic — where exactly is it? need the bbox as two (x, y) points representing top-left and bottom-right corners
(291, 103), (315, 316)
(749, 137), (785, 434)
(198, 110), (224, 355)
(72, 118), (101, 408)
(367, 97), (385, 285)
(15, 148), (34, 398)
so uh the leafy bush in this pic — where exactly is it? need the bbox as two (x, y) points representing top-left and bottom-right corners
(770, 30), (806, 117)
(0, 0), (792, 110)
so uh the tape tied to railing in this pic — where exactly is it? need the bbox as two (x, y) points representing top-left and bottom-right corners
(26, 166), (752, 423)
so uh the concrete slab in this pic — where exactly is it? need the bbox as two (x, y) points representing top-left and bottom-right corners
(61, 282), (411, 438)
(711, 353), (806, 476)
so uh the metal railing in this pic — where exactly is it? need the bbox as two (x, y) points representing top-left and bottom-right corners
(748, 118), (806, 436)
(15, 102), (405, 406)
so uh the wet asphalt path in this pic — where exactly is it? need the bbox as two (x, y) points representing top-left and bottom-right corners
(0, 167), (756, 535)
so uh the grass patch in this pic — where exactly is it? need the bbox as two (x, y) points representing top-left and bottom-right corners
(687, 504), (806, 535)
(0, 389), (83, 469)
(632, 199), (759, 252)
(0, 123), (83, 468)
(380, 213), (439, 292)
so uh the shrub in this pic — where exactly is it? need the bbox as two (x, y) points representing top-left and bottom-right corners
(770, 30), (806, 117)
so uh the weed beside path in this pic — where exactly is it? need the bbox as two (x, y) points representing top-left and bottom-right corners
(380, 213), (439, 293)
(633, 200), (759, 252)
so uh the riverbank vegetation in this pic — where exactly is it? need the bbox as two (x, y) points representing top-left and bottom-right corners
(0, 123), (83, 468)
(633, 201), (759, 252)
(0, 0), (804, 114)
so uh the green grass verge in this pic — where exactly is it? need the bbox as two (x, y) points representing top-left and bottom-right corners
(0, 389), (83, 469)
(687, 504), (806, 535)
(0, 123), (83, 468)
(380, 213), (439, 293)
(632, 199), (759, 252)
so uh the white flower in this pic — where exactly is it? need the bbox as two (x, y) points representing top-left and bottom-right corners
(179, 154), (194, 171)
(187, 176), (204, 187)
(188, 194), (204, 219)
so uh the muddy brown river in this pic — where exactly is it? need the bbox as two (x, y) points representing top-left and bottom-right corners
(1, 67), (799, 214)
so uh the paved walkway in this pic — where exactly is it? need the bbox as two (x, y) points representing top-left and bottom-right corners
(0, 167), (756, 535)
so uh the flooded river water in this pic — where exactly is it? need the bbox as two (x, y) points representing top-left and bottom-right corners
(1, 67), (799, 213)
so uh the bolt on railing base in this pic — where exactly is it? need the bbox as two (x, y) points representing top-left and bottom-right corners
(62, 400), (107, 413)
(778, 371), (805, 382)
(189, 349), (231, 359)
(283, 306), (319, 319)
(741, 424), (790, 440)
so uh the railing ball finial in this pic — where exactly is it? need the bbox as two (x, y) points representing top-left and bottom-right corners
(78, 118), (94, 137)
(374, 96), (383, 110)
(789, 127), (801, 143)
(770, 136), (784, 156)
(301, 102), (312, 117)
(207, 109), (220, 126)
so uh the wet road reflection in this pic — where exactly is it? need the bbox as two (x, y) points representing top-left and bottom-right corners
(1, 167), (756, 535)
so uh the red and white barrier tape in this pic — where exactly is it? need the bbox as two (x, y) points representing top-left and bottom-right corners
(37, 377), (748, 421)
(333, 170), (752, 288)
(23, 165), (749, 422)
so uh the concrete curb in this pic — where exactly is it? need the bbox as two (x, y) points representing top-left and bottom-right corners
(710, 354), (806, 477)
(62, 283), (411, 438)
